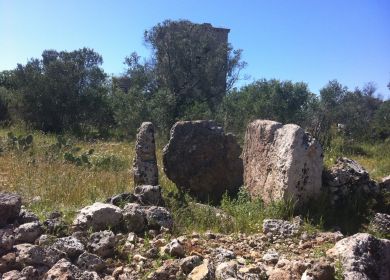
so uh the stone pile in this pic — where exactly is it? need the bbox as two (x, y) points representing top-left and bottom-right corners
(163, 120), (243, 201)
(242, 120), (323, 204)
(323, 157), (380, 204)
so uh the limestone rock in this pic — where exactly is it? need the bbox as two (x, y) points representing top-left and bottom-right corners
(122, 203), (146, 233)
(88, 230), (116, 258)
(76, 252), (106, 272)
(262, 219), (300, 237)
(43, 258), (99, 280)
(17, 206), (39, 224)
(323, 157), (379, 204)
(243, 120), (323, 204)
(215, 260), (238, 280)
(2, 270), (21, 280)
(15, 243), (65, 267)
(105, 192), (137, 207)
(301, 261), (334, 280)
(0, 193), (22, 226)
(163, 120), (243, 201)
(134, 185), (164, 206)
(188, 259), (215, 280)
(0, 227), (15, 254)
(370, 213), (390, 236)
(327, 233), (390, 280)
(73, 202), (122, 232)
(133, 122), (158, 186)
(180, 255), (202, 274)
(14, 221), (43, 244)
(51, 236), (85, 259)
(145, 206), (173, 231)
(163, 239), (185, 258)
(0, 252), (17, 274)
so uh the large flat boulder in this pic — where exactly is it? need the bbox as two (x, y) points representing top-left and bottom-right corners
(163, 120), (243, 202)
(242, 120), (323, 204)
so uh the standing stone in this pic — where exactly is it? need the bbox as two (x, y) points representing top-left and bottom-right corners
(243, 120), (323, 204)
(163, 120), (243, 202)
(133, 122), (159, 186)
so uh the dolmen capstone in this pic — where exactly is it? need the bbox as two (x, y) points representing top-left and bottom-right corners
(133, 122), (158, 186)
(242, 120), (323, 204)
(163, 120), (243, 202)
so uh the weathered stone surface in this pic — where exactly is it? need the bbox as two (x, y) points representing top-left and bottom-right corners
(327, 233), (390, 280)
(301, 261), (334, 280)
(76, 252), (106, 272)
(73, 202), (122, 231)
(163, 120), (243, 201)
(163, 239), (185, 258)
(215, 260), (238, 280)
(51, 236), (85, 259)
(147, 259), (181, 280)
(17, 206), (39, 224)
(262, 250), (279, 264)
(262, 219), (301, 237)
(2, 270), (21, 280)
(105, 192), (137, 207)
(43, 258), (99, 280)
(122, 203), (146, 233)
(180, 255), (202, 274)
(145, 206), (173, 231)
(0, 227), (14, 254)
(0, 252), (17, 273)
(188, 259), (215, 280)
(370, 213), (390, 236)
(323, 157), (379, 204)
(88, 230), (116, 258)
(243, 120), (323, 204)
(133, 122), (158, 186)
(15, 243), (65, 267)
(0, 193), (22, 226)
(14, 221), (43, 244)
(134, 185), (164, 206)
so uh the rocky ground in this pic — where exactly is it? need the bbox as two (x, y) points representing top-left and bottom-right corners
(1, 186), (390, 280)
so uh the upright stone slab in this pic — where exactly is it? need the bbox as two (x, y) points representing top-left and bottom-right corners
(133, 122), (158, 186)
(163, 120), (243, 202)
(243, 120), (323, 204)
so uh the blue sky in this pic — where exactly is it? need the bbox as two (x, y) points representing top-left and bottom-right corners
(1, 0), (389, 98)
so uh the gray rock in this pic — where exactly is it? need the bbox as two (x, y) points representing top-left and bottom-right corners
(163, 120), (243, 202)
(370, 213), (390, 236)
(215, 261), (238, 280)
(0, 193), (21, 226)
(76, 252), (106, 272)
(262, 219), (300, 237)
(145, 206), (173, 231)
(122, 203), (146, 233)
(134, 185), (164, 206)
(105, 192), (137, 207)
(20, 266), (39, 279)
(88, 230), (116, 258)
(0, 252), (17, 274)
(14, 221), (43, 244)
(51, 236), (85, 258)
(243, 120), (323, 204)
(188, 259), (215, 280)
(301, 261), (334, 280)
(17, 207), (39, 224)
(43, 258), (81, 280)
(262, 250), (279, 264)
(2, 270), (21, 280)
(164, 239), (185, 258)
(15, 243), (65, 267)
(73, 202), (122, 232)
(180, 255), (202, 274)
(133, 122), (159, 186)
(327, 233), (390, 280)
(0, 227), (14, 253)
(212, 248), (236, 264)
(323, 157), (379, 204)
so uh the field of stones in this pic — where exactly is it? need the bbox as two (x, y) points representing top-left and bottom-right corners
(0, 120), (389, 280)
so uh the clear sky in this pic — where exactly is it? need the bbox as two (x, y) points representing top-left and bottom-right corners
(1, 0), (389, 98)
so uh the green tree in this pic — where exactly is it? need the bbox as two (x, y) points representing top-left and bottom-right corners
(12, 48), (112, 132)
(144, 20), (246, 116)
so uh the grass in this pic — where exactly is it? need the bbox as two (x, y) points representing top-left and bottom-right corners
(0, 126), (389, 235)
